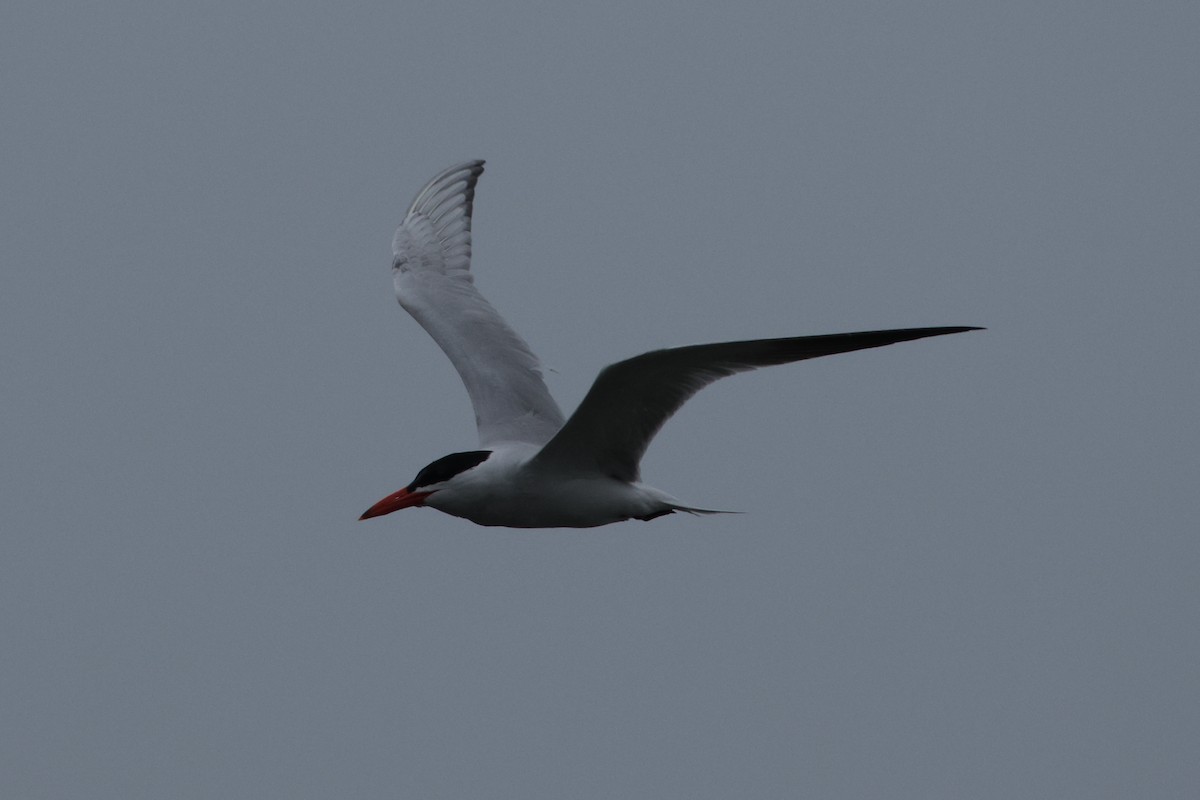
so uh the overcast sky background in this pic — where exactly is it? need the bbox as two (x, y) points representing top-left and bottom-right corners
(3, 2), (1197, 798)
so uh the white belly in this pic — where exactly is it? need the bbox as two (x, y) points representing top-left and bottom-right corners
(426, 473), (676, 528)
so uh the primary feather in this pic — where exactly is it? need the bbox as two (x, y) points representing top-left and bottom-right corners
(531, 327), (979, 482)
(391, 161), (565, 447)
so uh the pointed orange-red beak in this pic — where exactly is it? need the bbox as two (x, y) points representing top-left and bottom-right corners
(359, 488), (433, 520)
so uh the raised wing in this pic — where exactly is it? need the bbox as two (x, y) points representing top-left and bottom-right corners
(392, 160), (565, 446)
(531, 326), (981, 481)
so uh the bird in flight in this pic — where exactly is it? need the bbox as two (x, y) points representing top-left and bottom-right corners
(360, 160), (979, 528)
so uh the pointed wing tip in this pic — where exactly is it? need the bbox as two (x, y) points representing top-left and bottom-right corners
(448, 159), (486, 182)
(402, 160), (488, 220)
(919, 325), (985, 337)
(441, 158), (485, 172)
(442, 159), (486, 182)
(880, 325), (984, 348)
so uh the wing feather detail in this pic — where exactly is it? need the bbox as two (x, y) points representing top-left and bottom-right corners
(392, 161), (565, 446)
(530, 326), (981, 481)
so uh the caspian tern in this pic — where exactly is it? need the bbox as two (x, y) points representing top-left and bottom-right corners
(360, 160), (979, 528)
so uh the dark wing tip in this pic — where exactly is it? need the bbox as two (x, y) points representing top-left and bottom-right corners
(897, 325), (984, 336)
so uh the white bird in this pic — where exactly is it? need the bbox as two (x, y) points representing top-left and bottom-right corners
(360, 160), (979, 528)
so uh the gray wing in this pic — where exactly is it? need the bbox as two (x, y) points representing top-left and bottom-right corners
(531, 326), (981, 481)
(392, 160), (566, 446)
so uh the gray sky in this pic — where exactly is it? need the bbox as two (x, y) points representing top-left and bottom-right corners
(3, 2), (1197, 798)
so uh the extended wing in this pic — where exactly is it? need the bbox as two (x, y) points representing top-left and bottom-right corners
(531, 326), (981, 481)
(392, 161), (565, 446)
